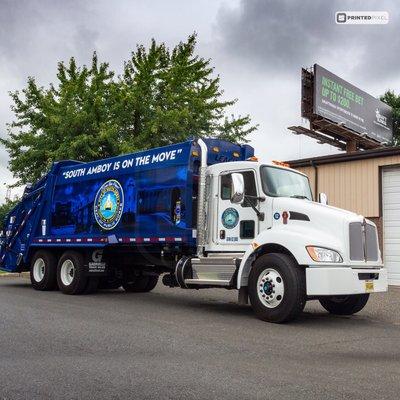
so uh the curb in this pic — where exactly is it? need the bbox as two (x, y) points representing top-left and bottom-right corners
(0, 272), (30, 278)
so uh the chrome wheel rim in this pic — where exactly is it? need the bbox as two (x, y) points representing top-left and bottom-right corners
(257, 268), (285, 308)
(33, 258), (45, 282)
(60, 260), (75, 286)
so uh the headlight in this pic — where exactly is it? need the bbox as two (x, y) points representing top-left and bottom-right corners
(306, 246), (343, 263)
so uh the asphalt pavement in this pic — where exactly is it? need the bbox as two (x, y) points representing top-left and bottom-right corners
(0, 275), (400, 400)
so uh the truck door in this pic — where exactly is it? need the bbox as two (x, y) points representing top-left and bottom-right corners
(216, 170), (259, 245)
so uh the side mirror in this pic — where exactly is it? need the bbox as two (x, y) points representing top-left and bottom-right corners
(319, 192), (328, 205)
(231, 173), (245, 204)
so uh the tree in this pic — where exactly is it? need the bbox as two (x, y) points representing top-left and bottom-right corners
(1, 53), (118, 186)
(1, 34), (257, 186)
(0, 199), (18, 231)
(114, 34), (256, 153)
(381, 90), (400, 145)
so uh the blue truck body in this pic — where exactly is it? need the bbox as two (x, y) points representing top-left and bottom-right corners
(0, 139), (253, 273)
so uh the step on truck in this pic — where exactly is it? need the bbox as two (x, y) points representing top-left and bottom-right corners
(0, 139), (388, 322)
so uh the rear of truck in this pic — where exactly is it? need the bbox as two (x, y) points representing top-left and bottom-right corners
(0, 142), (199, 289)
(0, 139), (253, 295)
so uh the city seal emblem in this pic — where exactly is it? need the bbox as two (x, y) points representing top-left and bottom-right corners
(94, 180), (124, 230)
(221, 208), (239, 229)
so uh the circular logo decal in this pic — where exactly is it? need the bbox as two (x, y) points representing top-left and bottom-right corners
(94, 180), (124, 230)
(274, 212), (280, 220)
(222, 208), (239, 229)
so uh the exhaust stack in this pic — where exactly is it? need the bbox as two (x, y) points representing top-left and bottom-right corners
(196, 139), (208, 257)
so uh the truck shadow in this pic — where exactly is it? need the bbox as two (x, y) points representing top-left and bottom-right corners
(2, 280), (380, 327)
(94, 287), (380, 328)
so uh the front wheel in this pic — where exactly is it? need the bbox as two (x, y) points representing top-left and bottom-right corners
(248, 253), (306, 323)
(319, 294), (369, 315)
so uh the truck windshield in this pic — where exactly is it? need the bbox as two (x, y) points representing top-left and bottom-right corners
(260, 166), (313, 200)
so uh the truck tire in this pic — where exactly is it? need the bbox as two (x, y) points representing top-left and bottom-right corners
(122, 275), (159, 293)
(57, 251), (88, 295)
(248, 253), (306, 323)
(319, 294), (369, 315)
(30, 251), (58, 291)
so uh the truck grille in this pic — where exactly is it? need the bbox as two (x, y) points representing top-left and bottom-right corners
(349, 221), (378, 262)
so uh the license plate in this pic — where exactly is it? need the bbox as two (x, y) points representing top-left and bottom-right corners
(365, 280), (374, 293)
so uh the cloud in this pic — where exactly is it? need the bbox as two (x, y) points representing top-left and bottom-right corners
(0, 0), (230, 202)
(216, 0), (400, 85)
(0, 0), (398, 204)
(0, 0), (99, 79)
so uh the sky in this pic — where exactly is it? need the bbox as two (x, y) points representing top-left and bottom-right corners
(0, 0), (399, 202)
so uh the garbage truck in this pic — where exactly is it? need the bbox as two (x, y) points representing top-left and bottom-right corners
(0, 139), (388, 322)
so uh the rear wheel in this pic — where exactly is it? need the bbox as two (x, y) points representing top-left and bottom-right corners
(57, 251), (88, 295)
(248, 253), (306, 323)
(122, 275), (159, 293)
(30, 251), (57, 291)
(319, 294), (369, 315)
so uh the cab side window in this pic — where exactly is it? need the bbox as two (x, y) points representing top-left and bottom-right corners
(220, 171), (257, 207)
(221, 174), (232, 200)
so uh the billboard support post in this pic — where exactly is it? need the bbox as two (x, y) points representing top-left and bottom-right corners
(346, 140), (357, 153)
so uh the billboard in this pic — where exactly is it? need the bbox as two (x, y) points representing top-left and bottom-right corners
(313, 64), (393, 143)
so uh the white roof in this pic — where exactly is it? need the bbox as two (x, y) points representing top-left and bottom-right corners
(208, 161), (307, 177)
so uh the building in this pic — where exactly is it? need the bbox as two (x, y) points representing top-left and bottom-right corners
(287, 147), (400, 285)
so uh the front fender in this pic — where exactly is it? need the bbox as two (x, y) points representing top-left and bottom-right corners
(236, 225), (344, 289)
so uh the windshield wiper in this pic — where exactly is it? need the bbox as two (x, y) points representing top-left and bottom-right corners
(290, 195), (308, 199)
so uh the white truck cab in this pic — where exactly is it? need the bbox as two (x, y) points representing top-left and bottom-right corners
(188, 146), (387, 322)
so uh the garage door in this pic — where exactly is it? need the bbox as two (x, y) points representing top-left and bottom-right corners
(382, 168), (400, 285)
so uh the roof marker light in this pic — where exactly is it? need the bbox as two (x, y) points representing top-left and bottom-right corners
(282, 211), (289, 224)
(233, 152), (240, 158)
(272, 160), (290, 168)
(247, 156), (258, 162)
(212, 146), (220, 153)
